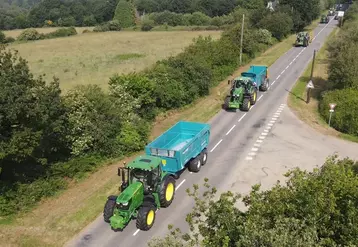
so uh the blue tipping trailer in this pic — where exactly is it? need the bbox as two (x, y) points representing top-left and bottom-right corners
(240, 65), (269, 91)
(145, 121), (210, 174)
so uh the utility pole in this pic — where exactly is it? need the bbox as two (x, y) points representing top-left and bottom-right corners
(239, 14), (245, 66)
(306, 49), (316, 104)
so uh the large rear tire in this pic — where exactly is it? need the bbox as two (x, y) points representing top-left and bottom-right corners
(159, 176), (176, 208)
(103, 195), (117, 223)
(136, 206), (156, 231)
(250, 90), (257, 105)
(188, 156), (201, 172)
(241, 98), (251, 111)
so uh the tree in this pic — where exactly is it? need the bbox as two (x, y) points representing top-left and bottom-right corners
(148, 155), (358, 246)
(0, 45), (69, 181)
(113, 0), (136, 28)
(257, 12), (293, 41)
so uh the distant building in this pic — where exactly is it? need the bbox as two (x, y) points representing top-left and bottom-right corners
(267, 0), (279, 11)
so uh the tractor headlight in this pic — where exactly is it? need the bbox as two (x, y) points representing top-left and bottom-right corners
(122, 202), (128, 206)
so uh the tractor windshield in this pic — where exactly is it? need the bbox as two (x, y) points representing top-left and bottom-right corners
(130, 168), (149, 181)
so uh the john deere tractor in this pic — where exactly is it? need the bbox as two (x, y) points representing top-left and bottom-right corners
(321, 15), (329, 24)
(224, 77), (257, 112)
(103, 155), (176, 231)
(295, 32), (310, 47)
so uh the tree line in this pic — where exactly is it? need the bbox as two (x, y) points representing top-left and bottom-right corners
(319, 1), (358, 138)
(0, 0), (328, 216)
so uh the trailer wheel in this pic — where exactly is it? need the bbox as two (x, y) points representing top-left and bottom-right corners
(260, 78), (269, 91)
(200, 148), (208, 166)
(241, 98), (251, 111)
(103, 195), (117, 223)
(188, 156), (201, 172)
(159, 176), (176, 208)
(136, 205), (156, 231)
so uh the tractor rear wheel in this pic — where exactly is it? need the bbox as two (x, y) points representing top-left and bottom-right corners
(188, 156), (201, 172)
(241, 98), (251, 111)
(200, 148), (208, 166)
(159, 176), (176, 208)
(250, 90), (257, 105)
(224, 96), (231, 110)
(103, 195), (117, 223)
(136, 205), (156, 231)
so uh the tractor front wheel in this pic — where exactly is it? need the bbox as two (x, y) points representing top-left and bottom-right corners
(250, 90), (257, 105)
(159, 176), (176, 208)
(241, 98), (251, 111)
(224, 96), (231, 110)
(136, 206), (156, 231)
(103, 195), (117, 223)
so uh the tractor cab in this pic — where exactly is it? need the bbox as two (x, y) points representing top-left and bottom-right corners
(119, 155), (164, 194)
(230, 77), (253, 94)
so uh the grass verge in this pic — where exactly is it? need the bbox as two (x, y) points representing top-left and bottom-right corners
(287, 26), (358, 143)
(0, 19), (322, 247)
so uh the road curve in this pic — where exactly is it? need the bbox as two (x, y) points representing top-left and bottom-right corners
(66, 13), (343, 247)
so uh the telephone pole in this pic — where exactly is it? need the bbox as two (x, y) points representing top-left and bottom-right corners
(306, 49), (316, 104)
(239, 14), (245, 66)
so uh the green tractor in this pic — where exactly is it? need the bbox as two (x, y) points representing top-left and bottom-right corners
(224, 76), (257, 112)
(103, 155), (176, 231)
(321, 15), (329, 24)
(295, 31), (310, 47)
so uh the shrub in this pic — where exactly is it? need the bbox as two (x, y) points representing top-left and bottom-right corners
(114, 0), (136, 28)
(17, 28), (43, 41)
(319, 88), (358, 137)
(4, 36), (15, 43)
(141, 19), (155, 31)
(257, 12), (293, 41)
(44, 27), (77, 39)
(0, 31), (5, 43)
(93, 21), (121, 32)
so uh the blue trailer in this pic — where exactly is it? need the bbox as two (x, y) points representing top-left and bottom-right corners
(240, 65), (269, 91)
(145, 121), (210, 175)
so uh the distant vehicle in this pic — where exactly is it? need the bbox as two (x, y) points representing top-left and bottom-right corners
(295, 32), (310, 47)
(321, 15), (329, 24)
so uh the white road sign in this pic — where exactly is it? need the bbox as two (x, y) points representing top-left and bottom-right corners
(306, 80), (315, 89)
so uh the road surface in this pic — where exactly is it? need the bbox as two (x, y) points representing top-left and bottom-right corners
(221, 103), (358, 211)
(66, 11), (346, 247)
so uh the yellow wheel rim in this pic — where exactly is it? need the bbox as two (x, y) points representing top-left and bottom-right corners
(248, 101), (251, 108)
(254, 92), (256, 101)
(165, 183), (174, 201)
(146, 210), (155, 226)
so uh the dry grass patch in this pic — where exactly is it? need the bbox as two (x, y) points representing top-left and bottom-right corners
(0, 19), (322, 247)
(5, 30), (222, 93)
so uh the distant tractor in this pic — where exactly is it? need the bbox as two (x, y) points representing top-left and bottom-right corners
(103, 121), (210, 231)
(328, 8), (335, 16)
(295, 32), (310, 47)
(224, 65), (269, 112)
(321, 15), (329, 24)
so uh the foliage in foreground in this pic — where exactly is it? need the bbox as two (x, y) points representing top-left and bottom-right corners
(319, 2), (358, 137)
(148, 155), (358, 247)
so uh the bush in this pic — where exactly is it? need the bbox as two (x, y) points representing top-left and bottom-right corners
(44, 27), (77, 39)
(0, 31), (5, 43)
(319, 88), (358, 137)
(4, 36), (15, 43)
(17, 28), (43, 41)
(93, 21), (122, 32)
(114, 0), (136, 28)
(141, 19), (155, 31)
(257, 12), (294, 41)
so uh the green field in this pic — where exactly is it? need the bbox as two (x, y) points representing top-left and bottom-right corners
(5, 29), (222, 93)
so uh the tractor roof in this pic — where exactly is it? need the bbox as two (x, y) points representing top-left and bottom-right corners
(127, 155), (162, 171)
(234, 76), (252, 82)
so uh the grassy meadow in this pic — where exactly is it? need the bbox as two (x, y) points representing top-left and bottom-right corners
(5, 29), (222, 93)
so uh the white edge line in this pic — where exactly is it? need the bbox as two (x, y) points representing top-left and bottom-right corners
(238, 113), (247, 122)
(257, 95), (263, 101)
(210, 139), (222, 152)
(176, 179), (186, 191)
(133, 229), (140, 236)
(226, 125), (236, 135)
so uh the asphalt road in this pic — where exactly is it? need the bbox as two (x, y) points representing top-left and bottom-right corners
(67, 14), (342, 247)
